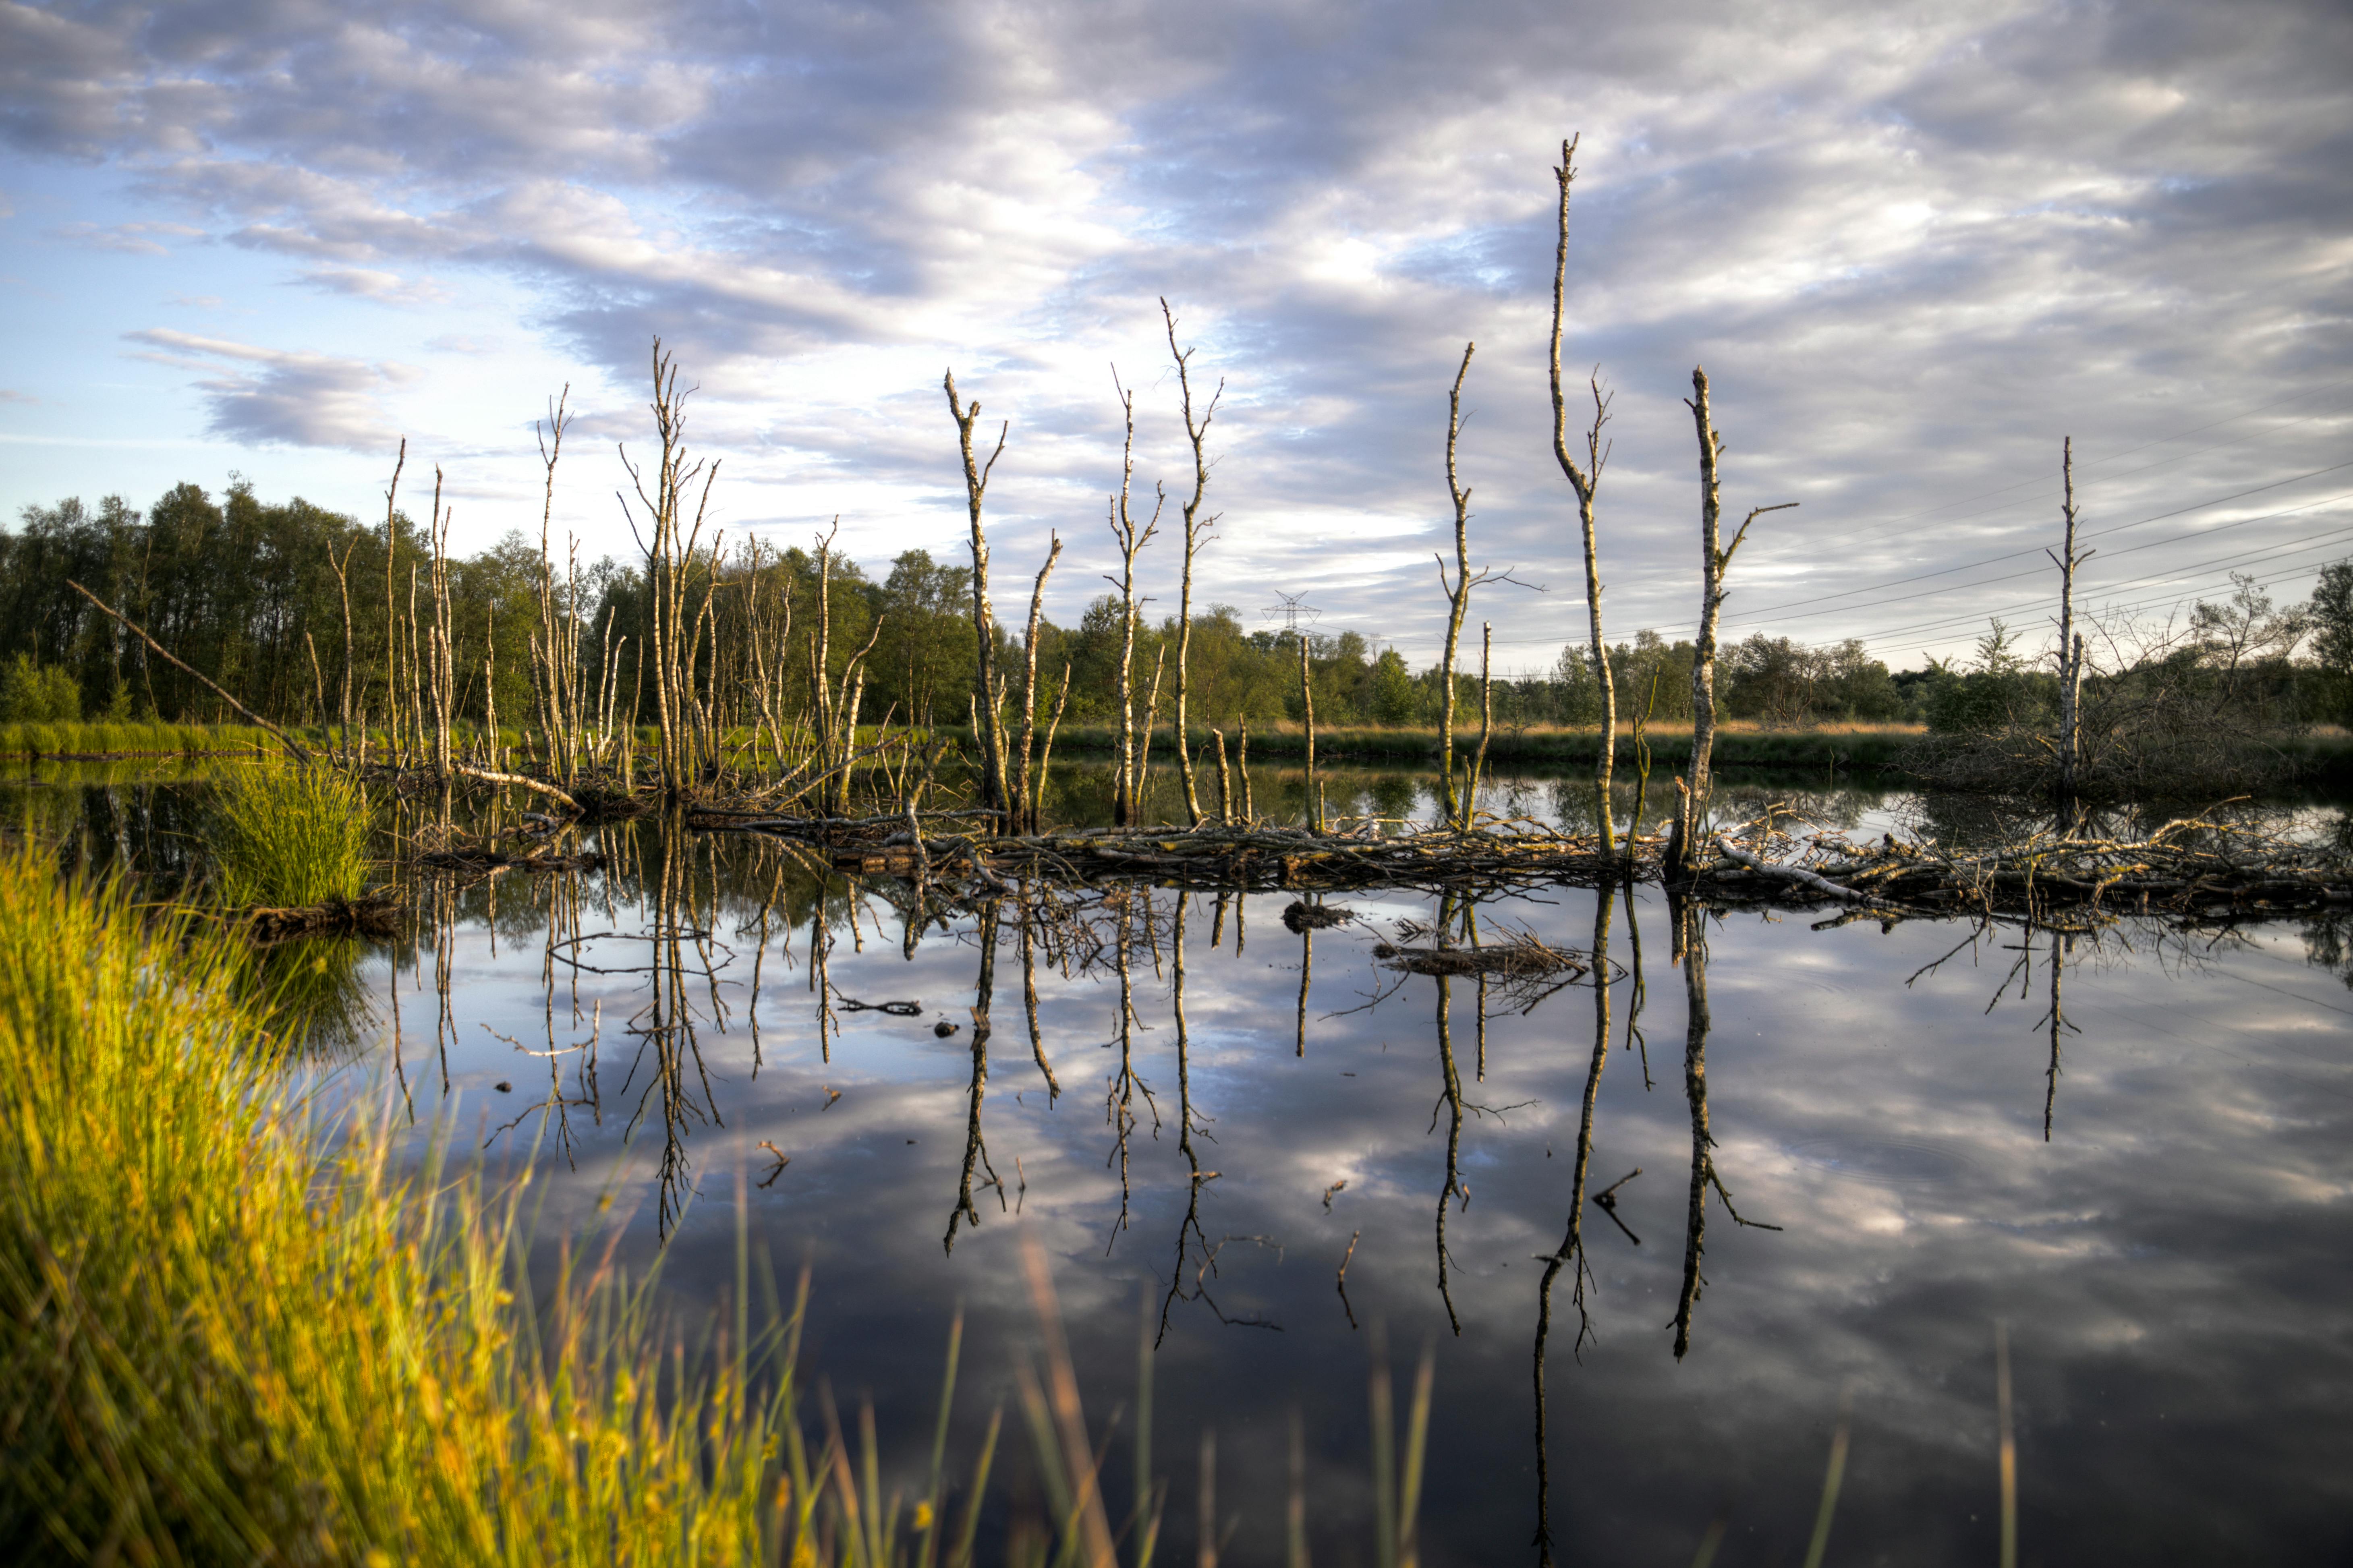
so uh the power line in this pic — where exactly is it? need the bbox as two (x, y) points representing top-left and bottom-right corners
(1734, 377), (2353, 559)
(1814, 529), (2353, 651)
(1723, 481), (2353, 628)
(1721, 458), (2353, 625)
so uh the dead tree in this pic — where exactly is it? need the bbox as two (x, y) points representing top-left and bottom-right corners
(1298, 634), (1320, 833)
(1550, 136), (1619, 856)
(2050, 438), (2092, 814)
(1435, 342), (1492, 827)
(945, 370), (1012, 822)
(1676, 367), (1795, 873)
(326, 534), (358, 761)
(1105, 368), (1163, 827)
(619, 341), (717, 799)
(1014, 532), (1065, 832)
(381, 440), (406, 765)
(533, 387), (579, 785)
(1162, 299), (1224, 827)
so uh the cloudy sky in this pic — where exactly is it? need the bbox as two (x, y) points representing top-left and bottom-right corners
(3, 0), (2349, 672)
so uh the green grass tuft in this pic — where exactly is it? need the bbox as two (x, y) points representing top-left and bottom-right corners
(207, 765), (373, 908)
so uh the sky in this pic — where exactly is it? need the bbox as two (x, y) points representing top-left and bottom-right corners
(2, 0), (2349, 675)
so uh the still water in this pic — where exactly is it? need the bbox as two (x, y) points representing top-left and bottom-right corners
(17, 763), (2353, 1564)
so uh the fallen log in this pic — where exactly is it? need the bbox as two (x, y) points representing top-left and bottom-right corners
(448, 764), (581, 814)
(243, 891), (402, 941)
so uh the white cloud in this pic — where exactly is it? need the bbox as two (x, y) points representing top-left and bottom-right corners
(123, 327), (406, 452)
(294, 266), (448, 305)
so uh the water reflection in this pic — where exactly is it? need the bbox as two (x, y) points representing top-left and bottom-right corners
(12, 766), (2353, 1563)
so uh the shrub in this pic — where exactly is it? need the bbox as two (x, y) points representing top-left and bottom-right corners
(0, 657), (79, 725)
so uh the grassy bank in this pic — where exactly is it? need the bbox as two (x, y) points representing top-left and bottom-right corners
(0, 719), (285, 760)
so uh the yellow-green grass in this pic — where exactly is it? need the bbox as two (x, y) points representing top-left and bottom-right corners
(207, 765), (374, 909)
(0, 851), (835, 1564)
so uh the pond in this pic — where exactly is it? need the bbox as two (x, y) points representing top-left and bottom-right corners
(14, 759), (2353, 1565)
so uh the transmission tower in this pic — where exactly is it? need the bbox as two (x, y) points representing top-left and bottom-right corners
(1262, 590), (1321, 637)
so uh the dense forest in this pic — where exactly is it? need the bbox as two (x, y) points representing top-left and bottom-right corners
(3, 481), (2347, 739)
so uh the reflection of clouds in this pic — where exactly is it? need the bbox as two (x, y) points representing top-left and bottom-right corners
(372, 850), (2353, 1562)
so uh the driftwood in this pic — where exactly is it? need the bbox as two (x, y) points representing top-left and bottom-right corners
(1712, 837), (1864, 902)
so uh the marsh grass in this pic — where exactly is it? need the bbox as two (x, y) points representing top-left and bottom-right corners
(208, 765), (373, 909)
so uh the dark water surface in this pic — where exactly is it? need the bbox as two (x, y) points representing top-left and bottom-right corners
(14, 762), (2353, 1565)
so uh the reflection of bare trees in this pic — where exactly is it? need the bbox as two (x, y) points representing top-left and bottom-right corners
(2039, 927), (2077, 1141)
(1018, 888), (1061, 1103)
(1104, 891), (1161, 1255)
(944, 905), (1004, 1253)
(1157, 893), (1282, 1338)
(1670, 895), (1780, 1361)
(1532, 882), (1617, 1565)
(1162, 890), (1213, 1336)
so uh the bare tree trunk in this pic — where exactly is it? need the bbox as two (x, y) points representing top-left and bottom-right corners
(381, 439), (405, 766)
(1104, 370), (1162, 826)
(535, 387), (575, 784)
(1678, 369), (1795, 875)
(1032, 659), (1072, 827)
(328, 537), (357, 762)
(944, 371), (1011, 825)
(1212, 728), (1232, 826)
(1136, 644), (1165, 820)
(425, 468), (453, 780)
(1015, 534), (1065, 833)
(1238, 720), (1254, 822)
(618, 341), (717, 800)
(1298, 636), (1320, 834)
(1162, 299), (1223, 826)
(812, 522), (838, 779)
(1438, 341), (1477, 823)
(2052, 438), (2090, 815)
(1464, 621), (1493, 830)
(1550, 135), (1619, 857)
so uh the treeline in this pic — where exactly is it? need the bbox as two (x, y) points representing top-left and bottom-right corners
(6, 482), (2349, 738)
(0, 481), (1921, 736)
